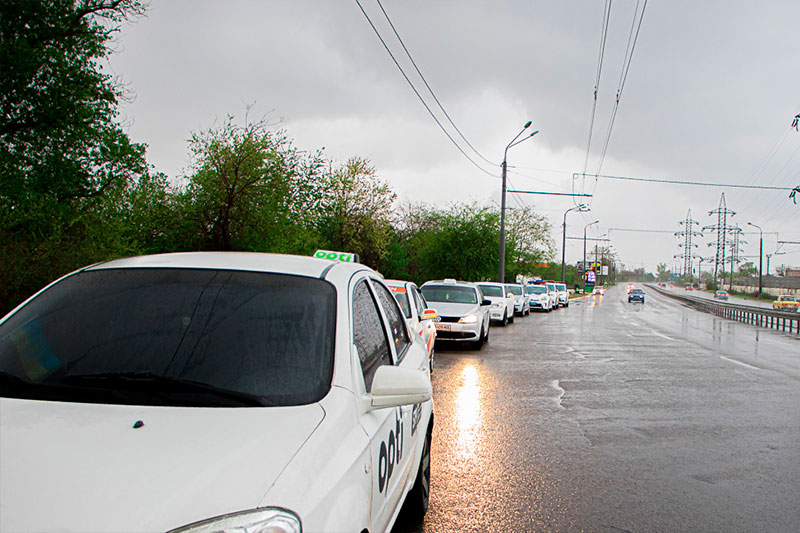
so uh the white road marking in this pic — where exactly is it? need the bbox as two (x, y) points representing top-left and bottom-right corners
(720, 356), (760, 370)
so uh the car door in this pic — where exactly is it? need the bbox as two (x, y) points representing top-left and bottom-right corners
(351, 277), (419, 532)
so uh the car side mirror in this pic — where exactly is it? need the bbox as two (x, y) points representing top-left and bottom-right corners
(506, 291), (513, 298)
(481, 299), (491, 306)
(421, 309), (438, 320)
(369, 366), (432, 409)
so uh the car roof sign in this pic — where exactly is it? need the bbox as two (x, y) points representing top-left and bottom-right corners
(313, 250), (359, 263)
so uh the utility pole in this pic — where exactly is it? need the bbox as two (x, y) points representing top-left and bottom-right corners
(498, 122), (538, 283)
(747, 222), (763, 297)
(582, 220), (599, 293)
(728, 226), (745, 290)
(562, 205), (588, 282)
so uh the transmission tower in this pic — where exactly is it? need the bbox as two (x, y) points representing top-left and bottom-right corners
(674, 209), (702, 277)
(703, 193), (736, 282)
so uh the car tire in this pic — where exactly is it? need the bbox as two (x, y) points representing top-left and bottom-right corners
(508, 311), (515, 324)
(501, 311), (508, 327)
(404, 424), (432, 522)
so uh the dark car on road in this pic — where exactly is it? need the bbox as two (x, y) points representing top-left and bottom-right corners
(628, 288), (645, 303)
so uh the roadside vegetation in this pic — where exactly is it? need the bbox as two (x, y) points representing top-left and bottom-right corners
(0, 1), (559, 315)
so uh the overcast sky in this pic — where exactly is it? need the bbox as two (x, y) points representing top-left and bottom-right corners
(107, 0), (800, 274)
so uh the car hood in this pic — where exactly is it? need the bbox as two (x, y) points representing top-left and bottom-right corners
(429, 301), (481, 317)
(0, 397), (325, 533)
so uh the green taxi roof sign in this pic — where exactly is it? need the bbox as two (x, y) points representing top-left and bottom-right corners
(313, 250), (359, 263)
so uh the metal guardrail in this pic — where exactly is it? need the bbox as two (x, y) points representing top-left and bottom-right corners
(649, 285), (800, 335)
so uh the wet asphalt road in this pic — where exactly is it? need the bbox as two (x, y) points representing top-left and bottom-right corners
(394, 285), (800, 532)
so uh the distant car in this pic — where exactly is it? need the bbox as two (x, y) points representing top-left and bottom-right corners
(626, 284), (634, 294)
(385, 279), (438, 371)
(628, 288), (645, 303)
(685, 284), (694, 291)
(0, 251), (434, 533)
(714, 290), (729, 300)
(526, 284), (552, 312)
(477, 282), (516, 326)
(593, 285), (605, 295)
(505, 283), (530, 316)
(421, 280), (491, 348)
(555, 282), (569, 307)
(545, 282), (560, 308)
(772, 295), (799, 311)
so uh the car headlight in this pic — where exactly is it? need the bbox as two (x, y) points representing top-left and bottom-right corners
(459, 314), (478, 324)
(170, 508), (301, 533)
(492, 302), (504, 309)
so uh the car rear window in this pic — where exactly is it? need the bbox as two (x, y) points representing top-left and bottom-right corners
(506, 285), (523, 295)
(0, 268), (336, 407)
(526, 286), (547, 294)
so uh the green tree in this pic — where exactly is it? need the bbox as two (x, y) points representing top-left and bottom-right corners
(0, 0), (147, 314)
(178, 116), (326, 252)
(656, 263), (669, 281)
(316, 157), (397, 269)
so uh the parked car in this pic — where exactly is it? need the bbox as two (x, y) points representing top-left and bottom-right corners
(385, 279), (438, 371)
(555, 282), (569, 307)
(505, 283), (530, 316)
(421, 279), (491, 348)
(0, 251), (434, 533)
(526, 284), (553, 312)
(477, 282), (516, 326)
(772, 295), (799, 311)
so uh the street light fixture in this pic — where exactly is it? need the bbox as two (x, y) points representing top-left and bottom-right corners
(582, 220), (599, 293)
(747, 221), (763, 297)
(562, 204), (589, 282)
(498, 121), (539, 282)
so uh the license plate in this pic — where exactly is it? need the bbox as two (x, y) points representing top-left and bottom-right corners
(435, 323), (451, 331)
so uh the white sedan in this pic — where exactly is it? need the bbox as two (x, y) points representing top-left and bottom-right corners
(385, 279), (438, 371)
(477, 282), (516, 325)
(0, 252), (433, 533)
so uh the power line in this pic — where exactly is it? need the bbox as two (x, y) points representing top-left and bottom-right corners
(573, 172), (796, 191)
(373, 0), (499, 168)
(593, 0), (648, 178)
(509, 190), (593, 197)
(354, 0), (498, 178)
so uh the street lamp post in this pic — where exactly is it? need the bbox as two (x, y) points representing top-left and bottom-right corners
(582, 220), (599, 293)
(747, 222), (763, 298)
(498, 121), (538, 282)
(561, 205), (588, 282)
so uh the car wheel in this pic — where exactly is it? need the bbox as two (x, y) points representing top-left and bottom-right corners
(508, 310), (515, 324)
(404, 424), (432, 522)
(501, 311), (508, 326)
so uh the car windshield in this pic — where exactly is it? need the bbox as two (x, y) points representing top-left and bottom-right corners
(506, 285), (523, 296)
(422, 285), (478, 304)
(631, 289), (644, 294)
(526, 286), (547, 294)
(556, 284), (566, 291)
(781, 297), (796, 302)
(0, 268), (336, 407)
(478, 284), (504, 297)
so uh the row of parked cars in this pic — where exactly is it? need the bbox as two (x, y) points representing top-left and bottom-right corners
(385, 278), (570, 354)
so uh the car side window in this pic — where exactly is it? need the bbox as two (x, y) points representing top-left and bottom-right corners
(352, 280), (392, 392)
(371, 281), (411, 357)
(412, 287), (426, 316)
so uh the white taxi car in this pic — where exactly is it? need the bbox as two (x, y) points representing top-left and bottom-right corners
(555, 282), (569, 308)
(477, 282), (516, 326)
(505, 283), (530, 316)
(526, 283), (552, 312)
(385, 279), (438, 371)
(0, 252), (433, 533)
(420, 280), (491, 349)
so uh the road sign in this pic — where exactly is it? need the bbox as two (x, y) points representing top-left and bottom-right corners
(587, 271), (596, 283)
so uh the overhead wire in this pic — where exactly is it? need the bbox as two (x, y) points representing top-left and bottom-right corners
(354, 0), (499, 178)
(373, 0), (499, 168)
(576, 0), (613, 206)
(592, 0), (648, 184)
